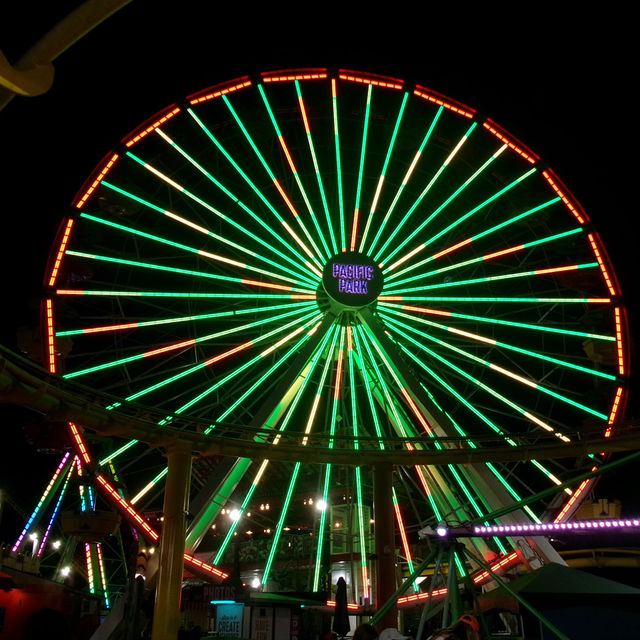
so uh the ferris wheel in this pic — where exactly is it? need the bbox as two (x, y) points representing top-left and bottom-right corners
(37, 68), (628, 604)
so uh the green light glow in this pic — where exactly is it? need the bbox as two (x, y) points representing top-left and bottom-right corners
(387, 201), (569, 285)
(369, 106), (443, 256)
(187, 108), (317, 269)
(385, 262), (599, 296)
(99, 440), (139, 466)
(259, 84), (331, 259)
(351, 85), (372, 250)
(64, 304), (314, 380)
(374, 121), (478, 263)
(359, 91), (408, 252)
(331, 80), (346, 251)
(383, 167), (538, 268)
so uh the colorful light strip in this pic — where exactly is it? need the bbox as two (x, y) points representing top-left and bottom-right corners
(48, 218), (74, 286)
(37, 460), (75, 556)
(393, 488), (419, 593)
(542, 170), (586, 224)
(350, 84), (372, 251)
(413, 87), (474, 118)
(615, 307), (625, 375)
(326, 600), (360, 611)
(471, 551), (520, 585)
(12, 452), (71, 552)
(189, 80), (252, 104)
(587, 233), (616, 296)
(331, 78), (346, 251)
(606, 387), (624, 437)
(476, 519), (640, 536)
(45, 299), (56, 373)
(85, 543), (95, 594)
(554, 470), (596, 523)
(124, 107), (180, 147)
(339, 73), (403, 90)
(69, 422), (92, 464)
(57, 289), (316, 300)
(482, 121), (538, 164)
(75, 153), (118, 209)
(378, 295), (611, 304)
(263, 72), (326, 82)
(96, 543), (110, 608)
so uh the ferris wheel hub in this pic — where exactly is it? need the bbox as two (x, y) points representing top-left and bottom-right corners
(321, 251), (383, 314)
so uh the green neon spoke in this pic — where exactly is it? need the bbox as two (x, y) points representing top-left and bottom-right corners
(258, 84), (331, 259)
(385, 261), (598, 296)
(313, 461), (331, 591)
(78, 212), (309, 288)
(350, 84), (373, 251)
(351, 327), (385, 446)
(359, 92), (408, 252)
(382, 310), (609, 420)
(379, 295), (610, 304)
(368, 106), (443, 256)
(214, 460), (267, 565)
(64, 304), (315, 380)
(222, 94), (325, 265)
(295, 81), (338, 255)
(187, 108), (319, 271)
(114, 155), (317, 287)
(392, 487), (418, 593)
(65, 250), (316, 294)
(387, 199), (567, 285)
(374, 121), (479, 262)
(99, 440), (139, 466)
(222, 95), (323, 268)
(379, 302), (614, 343)
(262, 462), (301, 586)
(485, 462), (540, 522)
(355, 466), (370, 597)
(125, 309), (320, 403)
(383, 315), (576, 438)
(57, 301), (311, 337)
(58, 289), (317, 300)
(169, 311), (322, 414)
(212, 322), (337, 431)
(381, 305), (615, 383)
(331, 80), (346, 251)
(382, 167), (538, 269)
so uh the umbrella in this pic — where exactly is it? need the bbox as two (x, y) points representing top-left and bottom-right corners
(333, 577), (351, 638)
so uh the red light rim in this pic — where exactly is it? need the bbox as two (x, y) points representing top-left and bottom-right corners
(189, 79), (252, 104)
(74, 153), (119, 209)
(482, 119), (539, 164)
(124, 107), (180, 147)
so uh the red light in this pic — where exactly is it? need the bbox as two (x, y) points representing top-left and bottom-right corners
(615, 307), (625, 375)
(401, 388), (433, 435)
(68, 422), (91, 465)
(432, 237), (472, 261)
(339, 73), (402, 90)
(203, 340), (254, 367)
(607, 387), (624, 431)
(471, 551), (519, 584)
(542, 170), (586, 224)
(189, 80), (252, 104)
(554, 469), (597, 522)
(124, 107), (181, 147)
(48, 219), (75, 286)
(263, 72), (327, 83)
(482, 244), (525, 261)
(46, 299), (56, 373)
(413, 88), (474, 118)
(142, 338), (197, 359)
(482, 121), (538, 164)
(272, 178), (299, 217)
(75, 154), (119, 209)
(587, 233), (616, 296)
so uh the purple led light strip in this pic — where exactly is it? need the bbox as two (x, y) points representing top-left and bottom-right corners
(474, 519), (640, 536)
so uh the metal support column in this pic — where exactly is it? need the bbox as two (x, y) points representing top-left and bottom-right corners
(374, 463), (396, 631)
(151, 443), (192, 640)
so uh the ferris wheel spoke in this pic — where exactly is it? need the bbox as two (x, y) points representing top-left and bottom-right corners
(295, 80), (339, 255)
(187, 107), (322, 277)
(123, 309), (320, 405)
(367, 106), (444, 257)
(349, 84), (373, 252)
(373, 121), (480, 263)
(379, 301), (615, 342)
(77, 211), (311, 289)
(382, 167), (538, 272)
(386, 202), (570, 285)
(121, 148), (319, 287)
(380, 305), (617, 382)
(221, 94), (325, 266)
(62, 303), (315, 380)
(331, 79), (347, 251)
(258, 84), (332, 261)
(384, 317), (574, 443)
(380, 308), (610, 420)
(64, 250), (316, 295)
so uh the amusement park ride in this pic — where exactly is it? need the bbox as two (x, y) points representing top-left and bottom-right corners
(1, 67), (638, 640)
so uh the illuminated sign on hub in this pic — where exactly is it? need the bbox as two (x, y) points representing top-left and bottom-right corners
(322, 252), (383, 308)
(332, 263), (374, 294)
